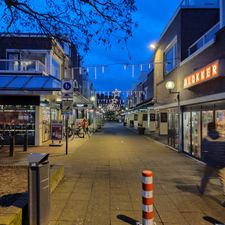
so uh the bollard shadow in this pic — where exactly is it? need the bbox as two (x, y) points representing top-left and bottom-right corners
(203, 216), (224, 224)
(117, 214), (139, 225)
(0, 193), (24, 207)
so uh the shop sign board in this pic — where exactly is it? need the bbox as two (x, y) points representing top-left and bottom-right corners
(51, 122), (63, 141)
(184, 60), (219, 89)
(62, 100), (73, 114)
(61, 79), (73, 99)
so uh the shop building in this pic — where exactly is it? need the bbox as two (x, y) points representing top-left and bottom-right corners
(0, 34), (88, 146)
(152, 0), (225, 160)
(125, 70), (155, 131)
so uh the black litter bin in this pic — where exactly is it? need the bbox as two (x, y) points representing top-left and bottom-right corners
(130, 120), (134, 127)
(138, 127), (145, 135)
(28, 153), (50, 225)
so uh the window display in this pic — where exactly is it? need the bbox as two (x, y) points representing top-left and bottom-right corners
(183, 112), (191, 154)
(216, 110), (225, 138)
(42, 107), (50, 142)
(202, 111), (214, 139)
(0, 105), (35, 145)
(192, 111), (201, 158)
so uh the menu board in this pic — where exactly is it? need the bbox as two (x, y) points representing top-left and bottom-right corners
(150, 114), (155, 121)
(51, 123), (63, 141)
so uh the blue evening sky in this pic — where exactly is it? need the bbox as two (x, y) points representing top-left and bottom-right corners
(84, 0), (181, 95)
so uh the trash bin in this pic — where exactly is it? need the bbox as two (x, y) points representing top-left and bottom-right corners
(138, 127), (145, 135)
(28, 153), (50, 225)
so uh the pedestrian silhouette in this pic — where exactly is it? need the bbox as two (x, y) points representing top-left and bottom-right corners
(198, 122), (225, 207)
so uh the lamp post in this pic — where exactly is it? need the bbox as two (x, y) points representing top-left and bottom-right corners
(165, 81), (182, 153)
(90, 95), (97, 130)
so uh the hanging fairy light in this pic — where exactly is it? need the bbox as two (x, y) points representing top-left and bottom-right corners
(87, 67), (89, 73)
(102, 66), (105, 74)
(124, 64), (127, 71)
(94, 67), (97, 80)
(148, 64), (151, 70)
(132, 64), (135, 77)
(79, 67), (82, 75)
(140, 64), (143, 72)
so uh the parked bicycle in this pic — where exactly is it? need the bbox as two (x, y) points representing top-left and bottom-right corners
(64, 125), (85, 139)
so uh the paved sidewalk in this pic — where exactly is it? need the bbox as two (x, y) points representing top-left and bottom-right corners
(48, 123), (225, 225)
(0, 136), (89, 166)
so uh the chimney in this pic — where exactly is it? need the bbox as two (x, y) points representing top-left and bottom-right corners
(220, 0), (225, 29)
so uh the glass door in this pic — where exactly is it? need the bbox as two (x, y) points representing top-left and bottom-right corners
(168, 109), (178, 149)
(191, 111), (201, 158)
(183, 112), (191, 154)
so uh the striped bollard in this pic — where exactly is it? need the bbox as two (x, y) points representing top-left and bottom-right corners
(142, 170), (154, 225)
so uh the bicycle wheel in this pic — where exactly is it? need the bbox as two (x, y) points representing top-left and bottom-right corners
(78, 129), (85, 138)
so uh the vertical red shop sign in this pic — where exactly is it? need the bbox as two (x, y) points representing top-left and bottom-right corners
(51, 123), (63, 141)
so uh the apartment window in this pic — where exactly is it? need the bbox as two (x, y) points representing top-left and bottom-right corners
(52, 58), (60, 79)
(164, 38), (178, 75)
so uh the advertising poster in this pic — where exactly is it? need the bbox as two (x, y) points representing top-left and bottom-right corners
(51, 123), (63, 141)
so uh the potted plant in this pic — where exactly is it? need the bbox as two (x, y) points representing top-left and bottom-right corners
(138, 124), (145, 135)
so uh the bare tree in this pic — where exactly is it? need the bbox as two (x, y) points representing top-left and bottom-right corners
(0, 0), (137, 51)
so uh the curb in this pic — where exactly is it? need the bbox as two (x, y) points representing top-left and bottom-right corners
(0, 165), (65, 225)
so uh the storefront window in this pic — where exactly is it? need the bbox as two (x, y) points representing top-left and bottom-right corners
(216, 110), (225, 138)
(0, 105), (35, 145)
(192, 111), (201, 158)
(42, 107), (50, 142)
(183, 112), (191, 154)
(202, 111), (214, 138)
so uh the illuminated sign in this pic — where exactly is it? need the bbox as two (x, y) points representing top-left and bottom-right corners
(184, 60), (219, 89)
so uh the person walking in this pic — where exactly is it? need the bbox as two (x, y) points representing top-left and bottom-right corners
(198, 122), (225, 207)
(81, 117), (89, 135)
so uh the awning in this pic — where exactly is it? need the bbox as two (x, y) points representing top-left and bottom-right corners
(73, 92), (92, 108)
(134, 98), (154, 111)
(0, 75), (61, 91)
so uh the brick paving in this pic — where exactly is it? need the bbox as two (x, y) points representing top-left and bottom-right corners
(48, 122), (225, 225)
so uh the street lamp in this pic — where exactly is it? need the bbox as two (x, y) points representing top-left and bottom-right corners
(149, 43), (157, 50)
(90, 96), (95, 102)
(165, 81), (181, 153)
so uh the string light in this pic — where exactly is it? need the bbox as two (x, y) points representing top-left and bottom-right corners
(102, 66), (105, 74)
(132, 64), (135, 77)
(94, 67), (97, 80)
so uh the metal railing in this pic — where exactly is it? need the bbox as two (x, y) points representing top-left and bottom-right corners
(0, 60), (46, 73)
(181, 0), (219, 8)
(188, 22), (220, 56)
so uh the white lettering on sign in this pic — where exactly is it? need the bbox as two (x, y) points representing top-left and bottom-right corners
(184, 61), (219, 89)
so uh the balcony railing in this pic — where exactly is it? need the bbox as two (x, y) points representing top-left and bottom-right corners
(181, 0), (219, 8)
(188, 22), (220, 56)
(0, 60), (46, 74)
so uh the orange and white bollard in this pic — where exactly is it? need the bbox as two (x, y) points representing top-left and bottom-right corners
(142, 170), (154, 225)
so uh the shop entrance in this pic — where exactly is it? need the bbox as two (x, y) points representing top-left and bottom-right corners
(168, 109), (179, 149)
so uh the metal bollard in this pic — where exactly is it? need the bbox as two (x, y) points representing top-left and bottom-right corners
(142, 170), (154, 225)
(9, 134), (15, 157)
(24, 131), (28, 152)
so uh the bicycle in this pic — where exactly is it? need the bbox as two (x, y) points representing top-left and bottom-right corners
(64, 126), (85, 139)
